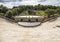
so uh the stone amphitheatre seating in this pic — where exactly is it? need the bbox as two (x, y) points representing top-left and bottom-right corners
(14, 15), (45, 26)
(18, 22), (41, 27)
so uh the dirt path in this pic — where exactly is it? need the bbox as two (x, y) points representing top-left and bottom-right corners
(0, 17), (60, 42)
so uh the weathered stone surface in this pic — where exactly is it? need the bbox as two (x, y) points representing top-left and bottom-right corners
(0, 17), (60, 42)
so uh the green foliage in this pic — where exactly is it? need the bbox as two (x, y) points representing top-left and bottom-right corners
(56, 9), (60, 14)
(20, 11), (29, 15)
(0, 4), (60, 18)
(0, 5), (8, 13)
(12, 8), (19, 16)
(0, 13), (5, 16)
(45, 9), (56, 18)
(5, 10), (13, 18)
(34, 10), (46, 16)
(28, 10), (36, 15)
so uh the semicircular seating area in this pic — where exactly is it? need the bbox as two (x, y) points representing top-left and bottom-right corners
(18, 22), (41, 27)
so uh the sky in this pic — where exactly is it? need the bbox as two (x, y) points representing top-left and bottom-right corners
(0, 0), (60, 8)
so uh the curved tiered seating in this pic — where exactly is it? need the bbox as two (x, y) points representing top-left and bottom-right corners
(18, 22), (41, 27)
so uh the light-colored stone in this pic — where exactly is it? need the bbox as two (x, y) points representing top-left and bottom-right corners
(0, 17), (60, 42)
(14, 15), (45, 22)
(18, 22), (41, 26)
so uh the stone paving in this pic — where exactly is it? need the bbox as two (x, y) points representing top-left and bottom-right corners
(0, 17), (60, 42)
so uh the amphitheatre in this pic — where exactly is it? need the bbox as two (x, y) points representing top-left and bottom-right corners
(14, 15), (45, 26)
(0, 2), (60, 42)
(0, 16), (60, 42)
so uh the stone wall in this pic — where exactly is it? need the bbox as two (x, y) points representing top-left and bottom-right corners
(15, 18), (45, 22)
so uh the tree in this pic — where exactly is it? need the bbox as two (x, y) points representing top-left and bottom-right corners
(56, 9), (60, 14)
(5, 10), (13, 18)
(0, 13), (5, 16)
(0, 5), (8, 13)
(45, 9), (56, 18)
(28, 10), (36, 15)
(12, 8), (19, 16)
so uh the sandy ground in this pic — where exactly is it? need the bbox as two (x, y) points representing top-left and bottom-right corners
(0, 17), (60, 42)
